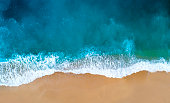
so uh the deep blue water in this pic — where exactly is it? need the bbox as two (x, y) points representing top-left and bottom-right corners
(0, 0), (169, 59)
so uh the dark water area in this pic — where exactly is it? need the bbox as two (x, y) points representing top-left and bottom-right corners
(0, 0), (170, 59)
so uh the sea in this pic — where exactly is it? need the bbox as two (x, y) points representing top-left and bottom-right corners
(0, 0), (170, 86)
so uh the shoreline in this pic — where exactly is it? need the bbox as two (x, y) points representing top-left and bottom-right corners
(0, 71), (170, 103)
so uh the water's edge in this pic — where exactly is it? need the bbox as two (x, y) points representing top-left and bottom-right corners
(0, 54), (169, 86)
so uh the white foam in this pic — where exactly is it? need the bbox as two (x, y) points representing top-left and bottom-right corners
(1, 69), (57, 86)
(0, 54), (170, 86)
(63, 61), (170, 78)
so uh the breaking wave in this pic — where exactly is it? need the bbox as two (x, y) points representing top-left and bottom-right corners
(0, 52), (169, 86)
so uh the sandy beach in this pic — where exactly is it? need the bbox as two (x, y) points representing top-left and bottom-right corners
(0, 71), (170, 103)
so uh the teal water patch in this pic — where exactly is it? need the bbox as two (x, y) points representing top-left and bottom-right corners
(135, 49), (170, 60)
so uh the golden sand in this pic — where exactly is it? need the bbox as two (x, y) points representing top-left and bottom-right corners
(0, 71), (170, 103)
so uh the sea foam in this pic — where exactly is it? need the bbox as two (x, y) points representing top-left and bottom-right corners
(0, 53), (169, 86)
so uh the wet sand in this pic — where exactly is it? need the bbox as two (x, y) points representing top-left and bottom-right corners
(0, 71), (170, 103)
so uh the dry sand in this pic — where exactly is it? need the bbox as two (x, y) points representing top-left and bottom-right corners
(0, 71), (170, 103)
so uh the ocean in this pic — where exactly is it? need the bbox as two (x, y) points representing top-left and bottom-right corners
(0, 0), (170, 86)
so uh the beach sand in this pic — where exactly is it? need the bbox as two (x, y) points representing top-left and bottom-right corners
(0, 71), (170, 103)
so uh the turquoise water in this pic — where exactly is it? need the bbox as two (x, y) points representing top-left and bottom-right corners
(0, 0), (170, 86)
